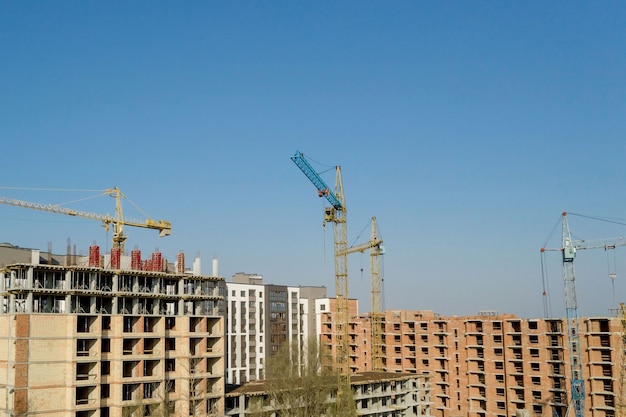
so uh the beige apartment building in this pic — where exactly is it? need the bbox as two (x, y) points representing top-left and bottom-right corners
(225, 371), (432, 417)
(0, 243), (225, 417)
(329, 309), (626, 417)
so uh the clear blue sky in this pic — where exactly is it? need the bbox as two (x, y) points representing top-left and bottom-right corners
(1, 2), (625, 319)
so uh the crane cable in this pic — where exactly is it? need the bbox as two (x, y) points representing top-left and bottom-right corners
(540, 214), (562, 318)
(378, 224), (386, 312)
(0, 187), (155, 219)
(540, 251), (553, 318)
(607, 247), (618, 308)
(568, 212), (626, 310)
(569, 212), (626, 227)
(541, 211), (626, 318)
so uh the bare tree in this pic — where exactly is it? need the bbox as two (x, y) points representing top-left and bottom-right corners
(145, 355), (220, 417)
(265, 338), (337, 417)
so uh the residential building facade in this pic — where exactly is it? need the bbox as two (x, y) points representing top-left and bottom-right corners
(223, 273), (326, 386)
(338, 309), (625, 417)
(224, 371), (432, 417)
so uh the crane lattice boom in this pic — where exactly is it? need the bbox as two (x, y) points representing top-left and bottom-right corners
(0, 187), (171, 252)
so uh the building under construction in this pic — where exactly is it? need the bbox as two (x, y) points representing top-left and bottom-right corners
(0, 243), (225, 417)
(328, 308), (626, 417)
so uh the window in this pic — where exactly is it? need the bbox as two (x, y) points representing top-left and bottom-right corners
(529, 321), (538, 330)
(531, 363), (540, 371)
(166, 338), (175, 351)
(530, 348), (539, 357)
(493, 335), (502, 343)
(533, 391), (542, 400)
(495, 374), (504, 383)
(529, 335), (539, 344)
(497, 402), (505, 410)
(532, 376), (541, 385)
(421, 335), (428, 342)
(495, 361), (504, 370)
(241, 291), (245, 296)
(421, 322), (428, 330)
(493, 321), (502, 330)
(166, 317), (176, 330)
(166, 380), (176, 393)
(101, 361), (110, 375)
(494, 348), (503, 356)
(496, 388), (505, 397)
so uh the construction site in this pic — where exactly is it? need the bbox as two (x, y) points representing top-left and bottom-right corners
(0, 152), (625, 417)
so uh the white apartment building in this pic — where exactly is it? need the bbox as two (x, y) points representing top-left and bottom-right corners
(223, 273), (326, 386)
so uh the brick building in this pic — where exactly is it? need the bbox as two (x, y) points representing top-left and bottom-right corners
(331, 309), (625, 417)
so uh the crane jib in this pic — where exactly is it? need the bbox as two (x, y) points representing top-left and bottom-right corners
(291, 151), (343, 209)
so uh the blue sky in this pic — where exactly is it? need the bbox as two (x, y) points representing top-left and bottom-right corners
(1, 2), (625, 319)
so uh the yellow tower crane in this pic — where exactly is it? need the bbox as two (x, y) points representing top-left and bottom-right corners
(0, 187), (171, 252)
(341, 216), (385, 371)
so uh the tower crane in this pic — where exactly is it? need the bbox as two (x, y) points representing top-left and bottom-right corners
(618, 303), (626, 417)
(541, 212), (626, 417)
(290, 151), (355, 415)
(0, 187), (171, 252)
(340, 216), (385, 371)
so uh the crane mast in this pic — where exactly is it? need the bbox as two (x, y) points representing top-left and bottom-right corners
(542, 212), (626, 417)
(291, 151), (354, 415)
(618, 303), (626, 417)
(561, 213), (585, 417)
(0, 187), (171, 252)
(368, 217), (385, 372)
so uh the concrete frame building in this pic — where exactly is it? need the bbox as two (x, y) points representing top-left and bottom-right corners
(0, 243), (225, 417)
